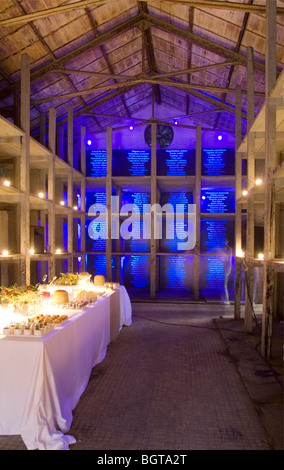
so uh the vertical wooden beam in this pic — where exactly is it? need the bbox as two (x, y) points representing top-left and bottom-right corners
(150, 122), (157, 299)
(106, 126), (112, 281)
(80, 126), (86, 272)
(40, 113), (46, 146)
(234, 84), (242, 320)
(262, 0), (277, 359)
(67, 107), (74, 272)
(193, 124), (201, 300)
(48, 107), (56, 278)
(20, 53), (31, 285)
(244, 46), (255, 333)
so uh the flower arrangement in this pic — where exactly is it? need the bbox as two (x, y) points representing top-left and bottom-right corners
(53, 273), (80, 285)
(0, 284), (40, 306)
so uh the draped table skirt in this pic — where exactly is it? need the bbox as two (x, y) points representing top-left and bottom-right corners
(0, 286), (131, 450)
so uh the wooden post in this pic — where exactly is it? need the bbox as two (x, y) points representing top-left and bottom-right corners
(80, 126), (86, 271)
(244, 46), (255, 333)
(193, 125), (201, 300)
(20, 53), (31, 285)
(234, 84), (242, 319)
(40, 113), (46, 146)
(262, 0), (277, 359)
(48, 107), (56, 278)
(67, 107), (74, 272)
(106, 126), (112, 281)
(150, 122), (157, 299)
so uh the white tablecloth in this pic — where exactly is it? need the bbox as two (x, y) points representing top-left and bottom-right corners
(0, 286), (132, 450)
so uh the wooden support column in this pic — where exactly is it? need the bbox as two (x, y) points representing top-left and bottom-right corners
(150, 122), (157, 299)
(48, 108), (56, 278)
(0, 212), (9, 286)
(262, 0), (277, 359)
(40, 113), (46, 146)
(20, 53), (31, 285)
(106, 126), (112, 281)
(193, 125), (201, 300)
(67, 107), (74, 272)
(234, 84), (242, 319)
(244, 46), (255, 333)
(115, 187), (122, 283)
(80, 126), (86, 271)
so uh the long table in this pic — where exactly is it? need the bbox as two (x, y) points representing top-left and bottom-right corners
(0, 286), (131, 450)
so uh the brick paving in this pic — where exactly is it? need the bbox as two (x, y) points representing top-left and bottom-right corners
(0, 302), (282, 451)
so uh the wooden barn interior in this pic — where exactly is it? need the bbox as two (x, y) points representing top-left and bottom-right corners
(0, 0), (283, 452)
(0, 1), (283, 357)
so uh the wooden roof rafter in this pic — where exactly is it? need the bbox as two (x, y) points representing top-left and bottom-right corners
(0, 12), (145, 101)
(0, 0), (283, 28)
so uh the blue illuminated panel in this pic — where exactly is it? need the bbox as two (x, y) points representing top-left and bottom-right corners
(85, 191), (106, 212)
(86, 150), (107, 177)
(159, 219), (189, 253)
(113, 150), (151, 176)
(86, 255), (115, 280)
(157, 149), (195, 175)
(122, 255), (150, 289)
(200, 220), (234, 253)
(160, 192), (193, 212)
(201, 190), (235, 213)
(159, 255), (193, 290)
(121, 192), (151, 212)
(200, 219), (234, 299)
(201, 148), (235, 175)
(86, 192), (107, 251)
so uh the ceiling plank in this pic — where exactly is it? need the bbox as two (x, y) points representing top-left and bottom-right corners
(0, 13), (144, 100)
(139, 0), (284, 15)
(1, 0), (283, 28)
(142, 12), (266, 73)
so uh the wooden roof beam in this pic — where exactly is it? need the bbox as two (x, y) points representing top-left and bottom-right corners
(139, 1), (161, 105)
(141, 12), (266, 73)
(0, 13), (144, 100)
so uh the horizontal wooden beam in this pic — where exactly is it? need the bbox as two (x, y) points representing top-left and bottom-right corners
(140, 0), (284, 15)
(1, 0), (283, 28)
(142, 12), (266, 73)
(0, 0), (111, 27)
(31, 76), (263, 105)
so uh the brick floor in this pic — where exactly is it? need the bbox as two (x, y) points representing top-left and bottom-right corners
(0, 302), (282, 451)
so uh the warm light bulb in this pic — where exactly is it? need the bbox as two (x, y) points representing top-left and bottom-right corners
(55, 249), (61, 254)
(242, 190), (248, 196)
(258, 253), (264, 260)
(2, 250), (8, 256)
(38, 192), (44, 198)
(237, 249), (244, 258)
(255, 179), (262, 185)
(73, 205), (78, 210)
(60, 201), (65, 206)
(3, 180), (11, 187)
